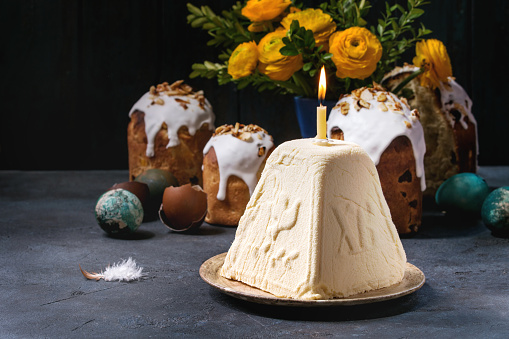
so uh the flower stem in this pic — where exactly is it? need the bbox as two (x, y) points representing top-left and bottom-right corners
(391, 67), (425, 95)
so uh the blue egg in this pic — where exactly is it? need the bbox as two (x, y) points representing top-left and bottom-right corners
(95, 189), (144, 235)
(435, 173), (490, 214)
(482, 187), (509, 236)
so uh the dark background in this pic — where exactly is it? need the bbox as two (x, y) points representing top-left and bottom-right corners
(1, 0), (508, 170)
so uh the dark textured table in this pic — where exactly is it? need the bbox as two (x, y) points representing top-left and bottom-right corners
(1, 167), (508, 338)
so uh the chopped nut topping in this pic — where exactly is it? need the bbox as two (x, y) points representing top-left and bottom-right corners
(174, 98), (190, 109)
(360, 89), (373, 102)
(372, 82), (385, 91)
(378, 103), (388, 112)
(404, 121), (412, 128)
(258, 147), (266, 157)
(352, 88), (363, 99)
(146, 80), (205, 108)
(213, 123), (270, 142)
(155, 98), (165, 105)
(353, 100), (361, 111)
(238, 132), (252, 142)
(340, 102), (350, 115)
(377, 93), (387, 102)
(401, 97), (410, 109)
(410, 109), (420, 122)
(359, 99), (370, 109)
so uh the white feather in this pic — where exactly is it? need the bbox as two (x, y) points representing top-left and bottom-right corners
(101, 257), (144, 282)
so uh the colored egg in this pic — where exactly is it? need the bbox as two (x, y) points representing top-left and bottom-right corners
(95, 189), (144, 235)
(435, 173), (490, 214)
(159, 184), (207, 233)
(134, 169), (179, 203)
(481, 187), (509, 237)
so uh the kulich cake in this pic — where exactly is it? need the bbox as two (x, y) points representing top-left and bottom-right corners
(382, 65), (477, 195)
(128, 80), (215, 185)
(220, 139), (407, 300)
(203, 123), (274, 226)
(327, 85), (426, 234)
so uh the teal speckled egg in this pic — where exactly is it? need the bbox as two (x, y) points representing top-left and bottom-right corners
(482, 186), (509, 237)
(95, 189), (144, 235)
(435, 173), (490, 214)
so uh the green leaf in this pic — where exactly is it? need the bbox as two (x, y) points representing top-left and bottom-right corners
(303, 62), (313, 72)
(408, 8), (425, 20)
(192, 63), (207, 70)
(237, 78), (250, 89)
(187, 3), (203, 17)
(204, 61), (216, 69)
(201, 6), (216, 18)
(191, 17), (209, 28)
(202, 23), (216, 30)
(280, 46), (299, 56)
(189, 70), (201, 79)
(322, 53), (333, 60)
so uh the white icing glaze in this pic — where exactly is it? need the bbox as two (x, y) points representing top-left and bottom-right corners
(203, 132), (274, 200)
(439, 77), (476, 130)
(327, 88), (426, 191)
(129, 92), (215, 157)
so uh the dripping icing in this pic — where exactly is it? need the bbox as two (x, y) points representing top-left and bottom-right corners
(327, 88), (427, 191)
(203, 132), (274, 200)
(129, 92), (215, 157)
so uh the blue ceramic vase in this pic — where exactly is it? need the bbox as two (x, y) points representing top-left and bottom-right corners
(294, 96), (337, 138)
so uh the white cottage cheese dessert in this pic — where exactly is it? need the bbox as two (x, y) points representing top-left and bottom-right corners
(220, 138), (407, 300)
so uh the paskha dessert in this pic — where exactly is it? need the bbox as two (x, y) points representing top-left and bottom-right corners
(220, 139), (407, 300)
(382, 64), (477, 195)
(128, 80), (215, 185)
(203, 123), (274, 226)
(327, 85), (426, 234)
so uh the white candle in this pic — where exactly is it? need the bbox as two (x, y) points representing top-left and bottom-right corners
(317, 66), (327, 139)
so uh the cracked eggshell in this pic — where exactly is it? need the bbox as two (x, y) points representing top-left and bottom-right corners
(159, 184), (207, 233)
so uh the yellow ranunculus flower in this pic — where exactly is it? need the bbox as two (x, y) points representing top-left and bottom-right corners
(329, 27), (382, 80)
(413, 39), (453, 89)
(257, 30), (303, 81)
(242, 0), (291, 22)
(281, 8), (336, 50)
(228, 41), (259, 79)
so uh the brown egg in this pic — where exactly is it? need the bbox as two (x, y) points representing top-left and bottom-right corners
(109, 181), (150, 211)
(159, 184), (207, 233)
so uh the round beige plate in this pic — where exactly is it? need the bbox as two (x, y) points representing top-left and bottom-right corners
(200, 253), (425, 307)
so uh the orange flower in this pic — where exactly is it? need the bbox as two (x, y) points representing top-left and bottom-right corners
(413, 39), (453, 89)
(329, 27), (382, 79)
(228, 41), (259, 79)
(257, 30), (303, 81)
(281, 8), (336, 50)
(242, 0), (291, 22)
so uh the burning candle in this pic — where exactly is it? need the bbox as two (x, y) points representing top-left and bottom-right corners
(317, 66), (327, 139)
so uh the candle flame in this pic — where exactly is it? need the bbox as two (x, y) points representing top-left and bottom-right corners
(318, 66), (326, 103)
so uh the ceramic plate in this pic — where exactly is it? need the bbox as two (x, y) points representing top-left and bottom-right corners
(200, 252), (425, 307)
